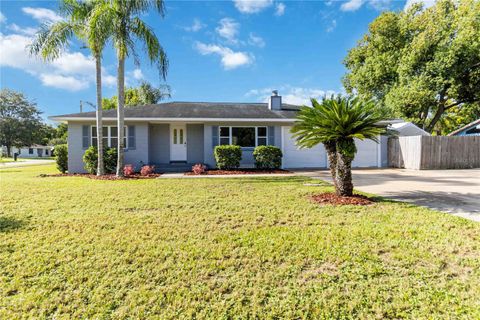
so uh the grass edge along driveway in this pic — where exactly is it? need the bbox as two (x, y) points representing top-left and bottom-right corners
(1, 165), (479, 319)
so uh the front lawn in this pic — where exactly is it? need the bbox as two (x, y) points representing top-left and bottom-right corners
(0, 157), (25, 163)
(1, 165), (479, 318)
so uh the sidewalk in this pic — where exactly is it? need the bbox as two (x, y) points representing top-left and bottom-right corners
(0, 159), (55, 168)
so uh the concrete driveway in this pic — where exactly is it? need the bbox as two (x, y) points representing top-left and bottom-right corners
(297, 168), (480, 222)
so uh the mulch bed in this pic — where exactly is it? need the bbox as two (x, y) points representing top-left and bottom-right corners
(185, 169), (291, 175)
(38, 173), (161, 180)
(309, 192), (374, 206)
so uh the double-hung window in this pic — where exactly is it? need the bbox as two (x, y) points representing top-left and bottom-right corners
(219, 126), (268, 147)
(91, 126), (127, 148)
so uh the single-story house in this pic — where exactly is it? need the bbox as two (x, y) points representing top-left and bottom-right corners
(51, 92), (407, 173)
(448, 118), (480, 136)
(2, 145), (53, 158)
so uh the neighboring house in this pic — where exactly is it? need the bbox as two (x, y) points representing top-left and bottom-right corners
(390, 122), (430, 136)
(448, 119), (480, 136)
(50, 92), (404, 173)
(6, 145), (54, 158)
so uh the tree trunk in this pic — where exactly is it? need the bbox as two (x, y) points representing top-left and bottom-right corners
(334, 139), (355, 196)
(425, 103), (445, 133)
(6, 145), (11, 157)
(323, 140), (338, 190)
(95, 57), (105, 175)
(116, 56), (125, 177)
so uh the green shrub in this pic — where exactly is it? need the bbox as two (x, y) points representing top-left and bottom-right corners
(253, 145), (283, 169)
(214, 145), (242, 170)
(55, 144), (68, 173)
(104, 147), (118, 173)
(83, 146), (118, 174)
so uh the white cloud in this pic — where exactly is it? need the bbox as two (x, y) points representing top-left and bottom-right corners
(248, 33), (265, 48)
(341, 0), (364, 11)
(132, 69), (144, 80)
(404, 0), (436, 10)
(0, 32), (116, 91)
(195, 42), (254, 70)
(246, 85), (337, 105)
(103, 74), (117, 86)
(22, 7), (63, 23)
(275, 3), (286, 16)
(184, 18), (205, 32)
(39, 74), (89, 91)
(216, 18), (240, 44)
(340, 0), (393, 11)
(7, 23), (37, 36)
(233, 0), (273, 14)
(326, 19), (337, 33)
(0, 11), (6, 23)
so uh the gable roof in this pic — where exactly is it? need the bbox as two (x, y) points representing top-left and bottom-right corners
(50, 102), (302, 122)
(448, 118), (480, 136)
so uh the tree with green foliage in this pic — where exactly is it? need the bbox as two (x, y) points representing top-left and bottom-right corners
(0, 89), (43, 157)
(90, 0), (168, 177)
(102, 81), (171, 110)
(30, 0), (110, 175)
(343, 0), (480, 133)
(292, 96), (386, 196)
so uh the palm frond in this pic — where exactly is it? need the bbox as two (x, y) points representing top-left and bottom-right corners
(291, 96), (387, 148)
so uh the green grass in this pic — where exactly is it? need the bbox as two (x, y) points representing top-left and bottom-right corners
(1, 165), (479, 319)
(0, 157), (25, 163)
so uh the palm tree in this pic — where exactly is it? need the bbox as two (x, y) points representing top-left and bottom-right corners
(291, 96), (386, 196)
(30, 0), (109, 175)
(90, 0), (168, 177)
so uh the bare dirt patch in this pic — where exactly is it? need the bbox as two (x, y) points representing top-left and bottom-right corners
(185, 169), (290, 175)
(309, 192), (374, 206)
(38, 173), (161, 180)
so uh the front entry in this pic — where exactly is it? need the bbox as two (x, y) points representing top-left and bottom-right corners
(170, 124), (187, 161)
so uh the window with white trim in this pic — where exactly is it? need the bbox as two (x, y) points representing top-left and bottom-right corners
(219, 126), (268, 147)
(91, 126), (127, 148)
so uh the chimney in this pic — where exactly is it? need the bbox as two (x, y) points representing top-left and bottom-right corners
(268, 90), (282, 110)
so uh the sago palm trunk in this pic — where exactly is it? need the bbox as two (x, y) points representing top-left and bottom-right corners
(95, 57), (105, 175)
(116, 56), (125, 177)
(334, 139), (355, 196)
(324, 140), (338, 190)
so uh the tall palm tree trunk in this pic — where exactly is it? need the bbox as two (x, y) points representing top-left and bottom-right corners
(95, 57), (105, 175)
(334, 139), (355, 196)
(116, 56), (125, 177)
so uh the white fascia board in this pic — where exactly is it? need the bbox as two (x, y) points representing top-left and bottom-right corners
(49, 117), (297, 123)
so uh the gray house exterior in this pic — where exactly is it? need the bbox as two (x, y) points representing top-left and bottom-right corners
(51, 93), (392, 173)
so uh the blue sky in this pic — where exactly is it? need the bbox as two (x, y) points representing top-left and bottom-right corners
(0, 0), (418, 121)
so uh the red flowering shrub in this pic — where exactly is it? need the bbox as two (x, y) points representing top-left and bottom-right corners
(192, 163), (207, 175)
(140, 165), (155, 176)
(123, 164), (135, 176)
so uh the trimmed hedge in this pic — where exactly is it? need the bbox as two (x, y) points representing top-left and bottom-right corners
(214, 145), (242, 170)
(253, 145), (283, 169)
(83, 146), (118, 174)
(55, 144), (68, 173)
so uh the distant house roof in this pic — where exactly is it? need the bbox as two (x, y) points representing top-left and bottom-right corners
(390, 122), (430, 136)
(50, 102), (302, 122)
(448, 118), (480, 136)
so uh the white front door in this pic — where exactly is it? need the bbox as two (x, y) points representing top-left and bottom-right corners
(170, 124), (187, 161)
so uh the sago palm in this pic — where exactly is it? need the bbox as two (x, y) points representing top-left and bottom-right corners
(30, 0), (110, 175)
(292, 96), (386, 196)
(89, 0), (168, 177)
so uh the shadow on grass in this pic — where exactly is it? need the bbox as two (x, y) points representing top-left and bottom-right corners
(0, 170), (22, 173)
(0, 216), (26, 233)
